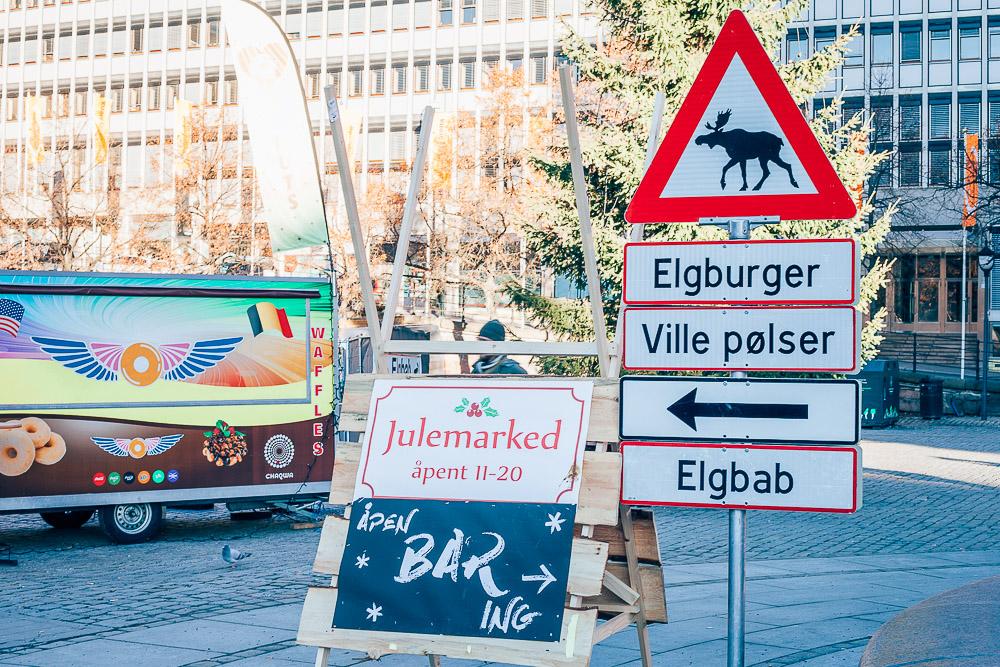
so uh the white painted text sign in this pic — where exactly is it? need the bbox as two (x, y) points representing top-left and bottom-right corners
(621, 442), (862, 512)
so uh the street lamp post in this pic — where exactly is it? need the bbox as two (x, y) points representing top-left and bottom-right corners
(978, 237), (995, 420)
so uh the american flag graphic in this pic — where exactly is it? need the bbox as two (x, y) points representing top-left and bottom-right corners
(0, 298), (25, 337)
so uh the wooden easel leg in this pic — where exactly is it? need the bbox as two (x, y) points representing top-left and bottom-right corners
(621, 506), (654, 667)
(427, 655), (441, 666)
(314, 647), (330, 667)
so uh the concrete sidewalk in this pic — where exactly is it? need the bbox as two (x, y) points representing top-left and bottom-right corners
(3, 550), (997, 667)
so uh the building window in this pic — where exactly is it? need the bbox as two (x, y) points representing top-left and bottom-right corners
(188, 20), (201, 47)
(112, 24), (127, 53)
(131, 22), (144, 53)
(930, 99), (951, 138)
(929, 145), (950, 184)
(482, 57), (499, 81)
(167, 21), (182, 50)
(484, 0), (499, 21)
(531, 0), (547, 17)
(439, 0), (453, 25)
(990, 22), (1000, 61)
(372, 2), (387, 31)
(946, 255), (978, 323)
(166, 83), (178, 110)
(461, 60), (475, 88)
(507, 0), (523, 19)
(330, 4), (345, 34)
(43, 35), (55, 61)
(371, 66), (385, 95)
(285, 11), (302, 39)
(900, 25), (921, 62)
(327, 70), (342, 98)
(148, 23), (163, 51)
(871, 27), (892, 65)
(462, 0), (476, 23)
(392, 64), (407, 93)
(205, 80), (219, 105)
(306, 72), (321, 99)
(307, 7), (325, 37)
(786, 29), (808, 62)
(148, 82), (161, 110)
(415, 62), (430, 91)
(93, 28), (107, 56)
(844, 30), (864, 68)
(899, 147), (921, 186)
(128, 83), (142, 111)
(438, 61), (452, 90)
(959, 24), (981, 60)
(930, 24), (950, 62)
(207, 18), (220, 47)
(900, 99), (921, 140)
(893, 256), (915, 324)
(392, 1), (408, 30)
(349, 3), (365, 32)
(75, 90), (88, 116)
(916, 254), (940, 322)
(350, 68), (363, 96)
(415, 0), (431, 27)
(111, 86), (124, 113)
(530, 54), (547, 84)
(959, 98), (981, 135)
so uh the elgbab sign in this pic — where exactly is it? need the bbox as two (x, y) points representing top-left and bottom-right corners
(621, 442), (862, 513)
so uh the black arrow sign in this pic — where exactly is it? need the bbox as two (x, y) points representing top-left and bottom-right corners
(667, 388), (809, 431)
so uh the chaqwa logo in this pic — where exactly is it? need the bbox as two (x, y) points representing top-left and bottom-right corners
(264, 434), (294, 468)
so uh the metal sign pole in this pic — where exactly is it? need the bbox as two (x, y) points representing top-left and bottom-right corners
(726, 217), (750, 667)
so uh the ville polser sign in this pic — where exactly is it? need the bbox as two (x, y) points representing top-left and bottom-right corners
(333, 379), (594, 642)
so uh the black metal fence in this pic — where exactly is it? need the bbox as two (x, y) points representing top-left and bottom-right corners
(879, 332), (981, 381)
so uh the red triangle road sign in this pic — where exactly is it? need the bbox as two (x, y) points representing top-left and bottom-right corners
(626, 10), (857, 223)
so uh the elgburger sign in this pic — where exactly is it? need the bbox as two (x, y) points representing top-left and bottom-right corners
(354, 379), (594, 504)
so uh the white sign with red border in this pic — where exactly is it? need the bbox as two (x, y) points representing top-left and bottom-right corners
(623, 239), (858, 306)
(621, 441), (862, 513)
(355, 379), (594, 504)
(622, 306), (860, 372)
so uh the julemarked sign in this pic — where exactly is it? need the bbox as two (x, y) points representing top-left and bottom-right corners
(354, 379), (593, 503)
(625, 10), (857, 223)
(333, 378), (594, 643)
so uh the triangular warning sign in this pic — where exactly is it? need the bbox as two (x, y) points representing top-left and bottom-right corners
(626, 10), (857, 223)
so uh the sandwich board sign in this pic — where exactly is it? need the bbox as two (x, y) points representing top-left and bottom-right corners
(623, 238), (859, 305)
(333, 378), (594, 642)
(621, 305), (860, 372)
(618, 376), (860, 446)
(625, 10), (857, 223)
(620, 442), (862, 513)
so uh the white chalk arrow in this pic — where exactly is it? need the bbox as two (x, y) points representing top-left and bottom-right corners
(522, 564), (557, 594)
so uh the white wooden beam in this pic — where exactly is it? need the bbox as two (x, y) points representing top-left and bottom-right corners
(610, 92), (665, 379)
(324, 87), (387, 373)
(381, 340), (600, 356)
(379, 106), (435, 348)
(558, 66), (612, 378)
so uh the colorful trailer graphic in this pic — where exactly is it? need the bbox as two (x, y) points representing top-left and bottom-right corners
(0, 271), (336, 518)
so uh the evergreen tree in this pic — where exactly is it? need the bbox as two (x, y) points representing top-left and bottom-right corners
(509, 0), (894, 374)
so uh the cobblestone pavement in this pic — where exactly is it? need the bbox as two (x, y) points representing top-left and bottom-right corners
(1, 417), (998, 666)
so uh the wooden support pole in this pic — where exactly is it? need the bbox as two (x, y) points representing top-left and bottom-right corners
(558, 65), (612, 378)
(379, 106), (435, 347)
(610, 92), (665, 379)
(324, 87), (387, 373)
(622, 506), (654, 667)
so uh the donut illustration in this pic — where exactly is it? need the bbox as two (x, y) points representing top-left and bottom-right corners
(0, 427), (34, 477)
(31, 337), (243, 385)
(121, 343), (163, 387)
(91, 434), (183, 459)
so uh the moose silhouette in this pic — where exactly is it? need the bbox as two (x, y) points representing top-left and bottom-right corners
(694, 109), (799, 192)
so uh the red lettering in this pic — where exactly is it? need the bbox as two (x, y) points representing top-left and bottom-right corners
(313, 364), (324, 377)
(523, 432), (538, 449)
(426, 430), (441, 447)
(314, 384), (323, 397)
(314, 404), (323, 416)
(313, 423), (324, 437)
(313, 345), (323, 359)
(311, 327), (326, 338)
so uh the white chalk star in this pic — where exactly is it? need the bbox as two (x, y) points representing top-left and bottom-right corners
(544, 512), (566, 534)
(355, 551), (370, 569)
(366, 603), (383, 622)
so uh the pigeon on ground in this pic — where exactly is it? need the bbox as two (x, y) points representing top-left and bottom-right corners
(222, 544), (252, 566)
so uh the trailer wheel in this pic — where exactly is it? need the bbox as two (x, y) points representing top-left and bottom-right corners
(99, 503), (163, 544)
(39, 509), (95, 529)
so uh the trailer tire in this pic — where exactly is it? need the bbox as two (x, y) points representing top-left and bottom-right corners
(99, 503), (163, 544)
(39, 509), (95, 529)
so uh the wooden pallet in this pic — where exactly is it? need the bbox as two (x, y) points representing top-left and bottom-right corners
(297, 376), (666, 666)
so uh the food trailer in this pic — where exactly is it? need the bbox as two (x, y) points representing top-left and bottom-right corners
(0, 271), (336, 542)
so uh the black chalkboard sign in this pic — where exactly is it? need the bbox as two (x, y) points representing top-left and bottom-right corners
(333, 498), (576, 642)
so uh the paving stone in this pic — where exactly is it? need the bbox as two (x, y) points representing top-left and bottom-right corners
(7, 639), (219, 667)
(745, 616), (883, 650)
(111, 619), (293, 653)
